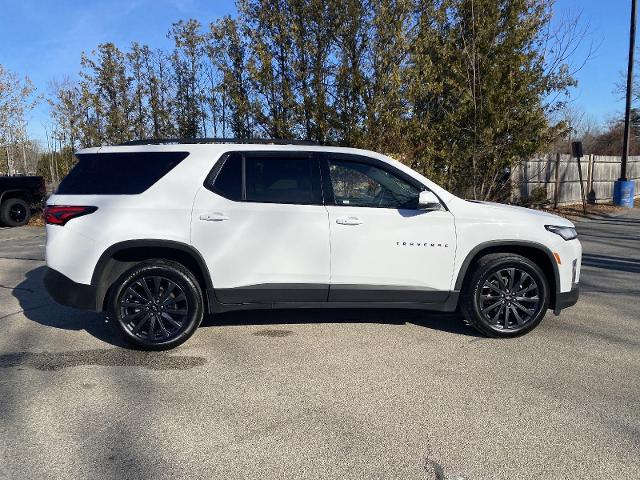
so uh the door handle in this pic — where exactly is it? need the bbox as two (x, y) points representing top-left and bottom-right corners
(336, 216), (364, 226)
(200, 212), (229, 221)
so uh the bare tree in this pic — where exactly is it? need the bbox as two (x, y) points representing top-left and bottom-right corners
(0, 64), (39, 175)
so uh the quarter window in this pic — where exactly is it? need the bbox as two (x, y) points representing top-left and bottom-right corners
(57, 152), (188, 195)
(328, 160), (420, 209)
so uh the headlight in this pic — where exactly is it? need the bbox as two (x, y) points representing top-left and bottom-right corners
(545, 225), (578, 241)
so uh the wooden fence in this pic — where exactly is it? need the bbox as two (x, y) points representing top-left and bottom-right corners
(512, 154), (640, 205)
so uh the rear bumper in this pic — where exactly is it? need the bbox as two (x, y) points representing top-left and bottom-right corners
(554, 283), (579, 315)
(43, 267), (97, 311)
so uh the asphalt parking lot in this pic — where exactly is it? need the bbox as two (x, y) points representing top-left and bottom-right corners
(0, 212), (638, 479)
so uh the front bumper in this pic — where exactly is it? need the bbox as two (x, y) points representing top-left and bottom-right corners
(43, 267), (97, 311)
(554, 283), (579, 315)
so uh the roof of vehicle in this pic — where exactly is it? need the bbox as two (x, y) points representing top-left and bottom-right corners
(119, 138), (330, 147)
(77, 139), (385, 157)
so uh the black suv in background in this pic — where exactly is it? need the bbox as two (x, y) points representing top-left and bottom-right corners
(0, 176), (46, 227)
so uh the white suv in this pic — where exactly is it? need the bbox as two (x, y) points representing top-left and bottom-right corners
(44, 140), (581, 349)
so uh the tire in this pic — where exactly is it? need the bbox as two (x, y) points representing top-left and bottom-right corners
(0, 198), (31, 227)
(460, 253), (550, 338)
(107, 259), (204, 350)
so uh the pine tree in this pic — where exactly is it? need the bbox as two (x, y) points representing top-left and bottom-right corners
(239, 0), (298, 138)
(333, 0), (369, 146)
(169, 19), (206, 138)
(145, 48), (176, 138)
(209, 16), (252, 138)
(43, 0), (578, 201)
(406, 0), (575, 199)
(363, 0), (412, 152)
(127, 43), (150, 140)
(80, 43), (133, 144)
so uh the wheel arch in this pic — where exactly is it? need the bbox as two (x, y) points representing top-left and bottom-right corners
(454, 241), (560, 310)
(0, 189), (32, 205)
(91, 240), (213, 312)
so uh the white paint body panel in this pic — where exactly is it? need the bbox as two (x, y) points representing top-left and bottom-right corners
(46, 143), (581, 302)
(446, 198), (581, 293)
(326, 206), (456, 291)
(46, 145), (213, 284)
(191, 187), (330, 288)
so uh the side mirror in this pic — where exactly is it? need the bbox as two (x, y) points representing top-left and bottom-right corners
(418, 190), (441, 210)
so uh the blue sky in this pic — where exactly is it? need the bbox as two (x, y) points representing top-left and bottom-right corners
(0, 0), (633, 141)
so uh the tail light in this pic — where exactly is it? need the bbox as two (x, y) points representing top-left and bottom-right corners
(44, 205), (98, 226)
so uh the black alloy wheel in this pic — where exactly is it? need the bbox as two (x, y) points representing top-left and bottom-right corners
(478, 267), (541, 331)
(120, 275), (190, 343)
(1, 198), (31, 227)
(460, 253), (549, 338)
(109, 260), (203, 350)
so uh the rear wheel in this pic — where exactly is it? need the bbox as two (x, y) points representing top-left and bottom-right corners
(107, 260), (204, 350)
(1, 198), (31, 227)
(460, 253), (549, 338)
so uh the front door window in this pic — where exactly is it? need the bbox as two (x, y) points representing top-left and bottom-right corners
(328, 160), (420, 209)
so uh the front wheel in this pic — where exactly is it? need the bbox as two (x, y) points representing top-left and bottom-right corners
(107, 260), (204, 350)
(460, 253), (550, 338)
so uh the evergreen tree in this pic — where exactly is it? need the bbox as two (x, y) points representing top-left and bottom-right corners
(42, 0), (579, 200)
(170, 19), (206, 138)
(80, 43), (133, 144)
(145, 48), (176, 138)
(333, 0), (369, 146)
(127, 43), (150, 140)
(363, 0), (412, 152)
(209, 16), (252, 137)
(239, 0), (298, 138)
(406, 0), (575, 199)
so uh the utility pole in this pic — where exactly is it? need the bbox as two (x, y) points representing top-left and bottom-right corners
(573, 141), (587, 215)
(615, 0), (637, 207)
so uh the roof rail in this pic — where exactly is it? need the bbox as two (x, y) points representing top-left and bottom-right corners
(119, 138), (339, 147)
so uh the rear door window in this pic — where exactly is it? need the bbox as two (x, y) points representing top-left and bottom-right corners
(57, 152), (188, 195)
(245, 156), (321, 204)
(207, 152), (322, 205)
